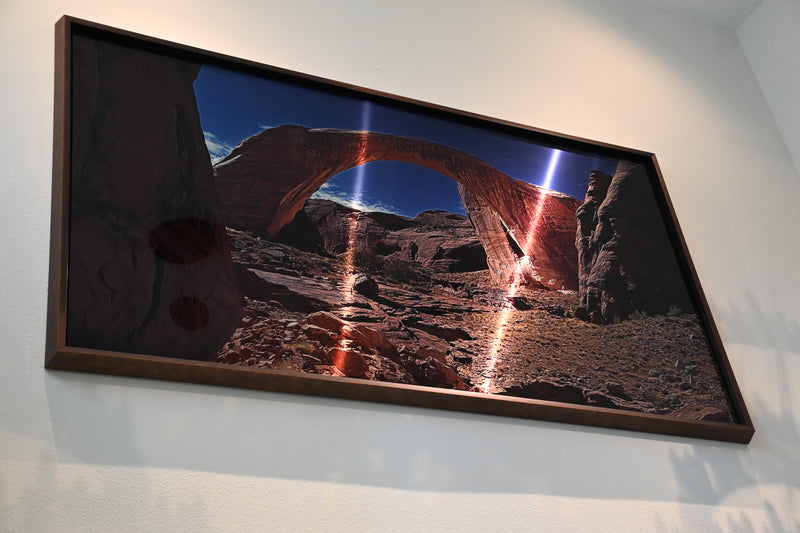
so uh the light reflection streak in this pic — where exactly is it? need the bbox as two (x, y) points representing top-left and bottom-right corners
(478, 149), (562, 393)
(334, 102), (373, 370)
(341, 102), (373, 295)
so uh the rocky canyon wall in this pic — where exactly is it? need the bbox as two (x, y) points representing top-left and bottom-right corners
(214, 125), (582, 289)
(574, 162), (694, 323)
(67, 35), (243, 359)
(458, 182), (581, 289)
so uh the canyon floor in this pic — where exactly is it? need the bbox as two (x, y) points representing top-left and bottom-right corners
(213, 222), (736, 423)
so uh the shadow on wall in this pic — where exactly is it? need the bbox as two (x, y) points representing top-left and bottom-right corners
(661, 290), (800, 532)
(36, 288), (800, 532)
(672, 397), (800, 530)
(715, 292), (800, 355)
(39, 366), (791, 495)
(0, 453), (217, 531)
(665, 392), (800, 532)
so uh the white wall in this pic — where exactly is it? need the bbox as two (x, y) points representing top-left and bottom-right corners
(2, 0), (799, 531)
(738, 0), (800, 177)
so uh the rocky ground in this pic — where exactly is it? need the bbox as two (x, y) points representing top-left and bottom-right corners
(214, 223), (736, 423)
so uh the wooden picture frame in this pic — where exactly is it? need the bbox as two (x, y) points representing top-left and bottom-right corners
(47, 16), (754, 443)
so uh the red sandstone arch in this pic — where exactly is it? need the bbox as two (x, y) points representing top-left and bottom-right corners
(213, 125), (582, 289)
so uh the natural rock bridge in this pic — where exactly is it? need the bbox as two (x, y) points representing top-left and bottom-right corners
(66, 35), (690, 365)
(213, 125), (582, 290)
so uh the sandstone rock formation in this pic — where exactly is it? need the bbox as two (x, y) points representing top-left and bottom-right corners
(574, 162), (693, 323)
(458, 183), (582, 288)
(285, 198), (488, 273)
(67, 35), (242, 359)
(214, 125), (582, 289)
(217, 227), (734, 420)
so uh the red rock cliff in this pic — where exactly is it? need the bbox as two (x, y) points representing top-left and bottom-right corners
(214, 125), (582, 289)
(575, 162), (693, 322)
(67, 35), (243, 359)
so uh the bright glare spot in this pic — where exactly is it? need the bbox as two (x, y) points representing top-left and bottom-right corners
(542, 149), (561, 190)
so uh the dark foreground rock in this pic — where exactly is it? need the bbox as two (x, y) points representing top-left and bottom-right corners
(575, 162), (693, 323)
(66, 34), (242, 359)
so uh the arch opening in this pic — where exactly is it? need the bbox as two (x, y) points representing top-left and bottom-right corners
(311, 160), (466, 219)
(286, 160), (489, 277)
(213, 125), (583, 290)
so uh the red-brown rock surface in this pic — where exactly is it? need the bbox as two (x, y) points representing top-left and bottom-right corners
(213, 125), (582, 290)
(66, 35), (242, 359)
(458, 183), (582, 289)
(290, 199), (488, 273)
(214, 225), (736, 421)
(575, 162), (693, 323)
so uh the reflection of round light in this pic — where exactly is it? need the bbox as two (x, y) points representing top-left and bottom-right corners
(169, 297), (210, 331)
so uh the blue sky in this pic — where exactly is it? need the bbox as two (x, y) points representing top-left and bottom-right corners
(194, 64), (620, 218)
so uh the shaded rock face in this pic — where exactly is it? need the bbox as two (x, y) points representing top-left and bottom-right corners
(214, 125), (582, 290)
(66, 35), (243, 359)
(574, 162), (693, 323)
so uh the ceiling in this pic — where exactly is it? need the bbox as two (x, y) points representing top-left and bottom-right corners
(629, 0), (764, 29)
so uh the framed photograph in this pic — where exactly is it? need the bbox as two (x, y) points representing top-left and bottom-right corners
(47, 16), (754, 443)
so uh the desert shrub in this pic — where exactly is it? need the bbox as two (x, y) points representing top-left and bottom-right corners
(667, 304), (683, 317)
(350, 247), (383, 274)
(382, 258), (427, 284)
(627, 309), (649, 321)
(349, 245), (430, 286)
(643, 388), (661, 403)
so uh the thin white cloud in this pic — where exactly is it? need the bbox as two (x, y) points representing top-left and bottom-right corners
(312, 182), (404, 216)
(203, 131), (235, 164)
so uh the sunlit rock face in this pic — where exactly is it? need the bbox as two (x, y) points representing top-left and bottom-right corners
(214, 125), (582, 289)
(458, 183), (582, 289)
(575, 162), (693, 323)
(67, 35), (243, 359)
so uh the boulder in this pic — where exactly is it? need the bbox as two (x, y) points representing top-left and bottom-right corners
(303, 312), (397, 357)
(501, 380), (588, 405)
(352, 273), (379, 297)
(328, 346), (368, 378)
